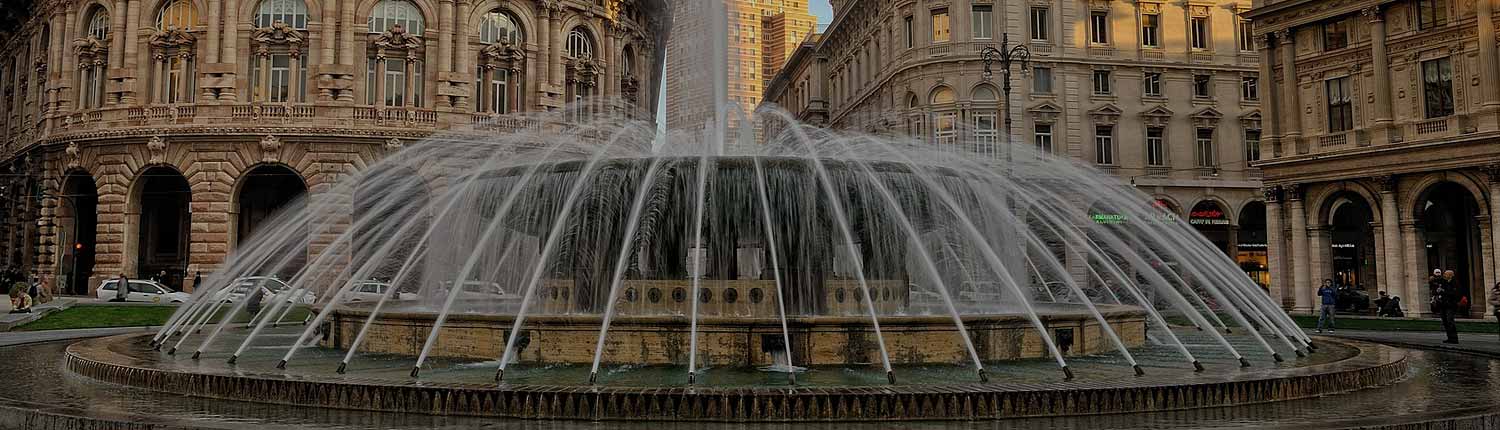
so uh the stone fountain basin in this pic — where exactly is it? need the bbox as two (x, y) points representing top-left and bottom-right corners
(64, 334), (1409, 421)
(320, 302), (1148, 367)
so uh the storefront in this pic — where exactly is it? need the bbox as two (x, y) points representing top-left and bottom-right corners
(1238, 202), (1268, 290)
(1188, 200), (1233, 256)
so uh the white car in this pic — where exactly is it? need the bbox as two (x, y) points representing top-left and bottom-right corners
(439, 281), (506, 301)
(215, 277), (315, 304)
(96, 279), (190, 303)
(344, 281), (415, 303)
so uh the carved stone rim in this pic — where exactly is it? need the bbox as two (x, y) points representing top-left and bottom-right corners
(64, 334), (1409, 422)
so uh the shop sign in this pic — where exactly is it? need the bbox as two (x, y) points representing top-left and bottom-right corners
(1188, 208), (1230, 225)
(1092, 213), (1127, 224)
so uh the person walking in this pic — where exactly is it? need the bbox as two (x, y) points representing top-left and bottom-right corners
(1429, 269), (1445, 314)
(1316, 279), (1337, 333)
(1436, 271), (1459, 344)
(1488, 282), (1500, 342)
(111, 273), (129, 302)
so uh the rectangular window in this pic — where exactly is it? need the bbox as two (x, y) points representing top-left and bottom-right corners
(934, 112), (958, 149)
(1241, 76), (1259, 101)
(1034, 123), (1054, 154)
(1417, 0), (1447, 29)
(1146, 127), (1166, 166)
(1033, 67), (1053, 93)
(1239, 19), (1255, 51)
(1193, 74), (1211, 98)
(1423, 57), (1454, 118)
(1030, 7), (1050, 41)
(1326, 76), (1353, 131)
(1093, 70), (1112, 95)
(972, 5), (993, 39)
(1095, 126), (1115, 165)
(1191, 17), (1209, 49)
(974, 112), (998, 157)
(1141, 13), (1160, 47)
(1323, 19), (1348, 50)
(1090, 11), (1109, 45)
(1143, 72), (1162, 97)
(1245, 129), (1262, 163)
(1195, 128), (1216, 168)
(931, 9), (950, 43)
(904, 16), (914, 48)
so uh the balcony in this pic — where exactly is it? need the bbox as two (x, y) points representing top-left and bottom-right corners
(1316, 132), (1349, 148)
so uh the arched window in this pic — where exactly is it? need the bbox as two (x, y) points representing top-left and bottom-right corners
(255, 0), (309, 29)
(620, 45), (635, 77)
(972, 85), (998, 102)
(564, 27), (597, 121)
(476, 10), (525, 114)
(87, 10), (110, 40)
(928, 86), (955, 104)
(566, 27), (594, 59)
(78, 7), (111, 108)
(479, 10), (521, 44)
(368, 0), (423, 33)
(366, 0), (424, 107)
(155, 0), (198, 30)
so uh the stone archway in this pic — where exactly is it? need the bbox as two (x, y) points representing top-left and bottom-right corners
(1324, 192), (1376, 294)
(133, 166), (191, 290)
(57, 171), (98, 295)
(1417, 181), (1484, 316)
(234, 163), (308, 280)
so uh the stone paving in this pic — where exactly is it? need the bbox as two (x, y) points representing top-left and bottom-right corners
(1325, 329), (1500, 358)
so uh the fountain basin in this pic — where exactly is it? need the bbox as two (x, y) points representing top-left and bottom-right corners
(322, 302), (1147, 366)
(65, 334), (1408, 421)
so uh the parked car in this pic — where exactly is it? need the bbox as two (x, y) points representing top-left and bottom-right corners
(345, 281), (415, 303)
(216, 277), (314, 304)
(439, 280), (506, 301)
(96, 279), (190, 303)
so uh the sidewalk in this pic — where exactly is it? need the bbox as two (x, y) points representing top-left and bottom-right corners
(0, 297), (78, 331)
(0, 326), (155, 346)
(1326, 329), (1500, 358)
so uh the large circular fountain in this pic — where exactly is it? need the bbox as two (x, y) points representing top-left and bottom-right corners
(43, 119), (1372, 423)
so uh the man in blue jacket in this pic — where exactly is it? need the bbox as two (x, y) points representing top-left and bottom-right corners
(1316, 279), (1337, 333)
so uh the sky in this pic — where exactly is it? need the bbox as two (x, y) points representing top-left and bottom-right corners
(810, 0), (834, 28)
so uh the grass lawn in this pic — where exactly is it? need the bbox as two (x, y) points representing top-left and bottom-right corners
(15, 304), (313, 331)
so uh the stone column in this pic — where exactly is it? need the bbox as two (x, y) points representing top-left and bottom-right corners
(537, 6), (550, 88)
(373, 56), (385, 106)
(320, 0), (336, 64)
(1288, 185), (1311, 313)
(221, 0), (237, 66)
(1377, 176), (1405, 303)
(437, 0), (453, 73)
(259, 53), (271, 101)
(109, 0), (126, 70)
(549, 6), (563, 89)
(1489, 166), (1500, 312)
(60, 6), (77, 110)
(289, 53), (302, 102)
(156, 55), (168, 103)
(1479, 0), (1500, 112)
(1309, 226), (1329, 290)
(1366, 8), (1393, 129)
(404, 56), (416, 107)
(1265, 187), (1288, 307)
(206, 0), (221, 63)
(1401, 221), (1425, 315)
(1276, 29), (1301, 152)
(454, 0), (470, 72)
(177, 52), (192, 102)
(339, 0), (356, 66)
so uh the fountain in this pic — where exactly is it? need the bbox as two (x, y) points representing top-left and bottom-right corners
(7, 2), (1450, 426)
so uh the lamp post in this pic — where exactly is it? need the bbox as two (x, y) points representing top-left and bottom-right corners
(980, 33), (1031, 164)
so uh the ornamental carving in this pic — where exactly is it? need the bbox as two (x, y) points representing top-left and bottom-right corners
(1374, 174), (1399, 192)
(567, 57), (603, 86)
(1029, 102), (1062, 124)
(1284, 183), (1304, 201)
(480, 42), (526, 71)
(1263, 185), (1282, 203)
(64, 142), (79, 170)
(148, 28), (196, 50)
(386, 137), (404, 150)
(71, 36), (108, 62)
(260, 135), (282, 163)
(621, 75), (640, 103)
(1191, 107), (1223, 128)
(1088, 104), (1122, 126)
(253, 20), (305, 54)
(1140, 105), (1173, 127)
(146, 135), (167, 165)
(1239, 111), (1262, 130)
(373, 24), (423, 51)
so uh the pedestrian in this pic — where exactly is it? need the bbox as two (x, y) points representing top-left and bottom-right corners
(1374, 291), (1390, 314)
(1429, 269), (1444, 313)
(1316, 279), (1337, 333)
(1436, 271), (1459, 344)
(8, 284), (32, 313)
(192, 271), (202, 292)
(1489, 281), (1500, 341)
(27, 273), (40, 304)
(111, 273), (128, 302)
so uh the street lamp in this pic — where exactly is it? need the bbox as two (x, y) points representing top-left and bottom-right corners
(980, 33), (1031, 164)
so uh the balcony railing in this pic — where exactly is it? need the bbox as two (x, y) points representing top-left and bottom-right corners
(354, 107), (438, 125)
(471, 113), (540, 132)
(232, 104), (316, 120)
(1415, 118), (1450, 135)
(1317, 132), (1349, 148)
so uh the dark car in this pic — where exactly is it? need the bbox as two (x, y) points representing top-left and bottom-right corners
(1336, 286), (1370, 312)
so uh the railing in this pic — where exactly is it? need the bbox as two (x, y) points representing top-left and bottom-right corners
(1317, 132), (1349, 148)
(354, 107), (437, 125)
(232, 103), (317, 119)
(1416, 118), (1449, 135)
(471, 113), (540, 132)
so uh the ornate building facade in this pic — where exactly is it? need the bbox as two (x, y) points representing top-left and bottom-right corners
(0, 0), (667, 296)
(1249, 0), (1500, 316)
(764, 0), (1269, 291)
